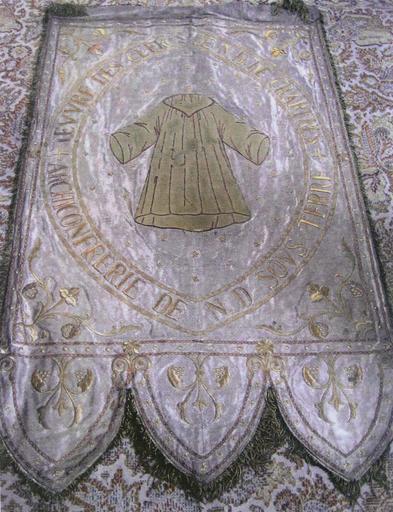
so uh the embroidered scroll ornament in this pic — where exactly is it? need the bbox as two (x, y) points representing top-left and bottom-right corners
(112, 341), (151, 388)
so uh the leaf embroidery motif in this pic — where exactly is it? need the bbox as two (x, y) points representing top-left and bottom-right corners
(308, 320), (329, 339)
(167, 366), (184, 389)
(18, 240), (141, 342)
(256, 238), (372, 341)
(302, 366), (319, 388)
(303, 356), (363, 424)
(31, 358), (94, 430)
(166, 356), (229, 425)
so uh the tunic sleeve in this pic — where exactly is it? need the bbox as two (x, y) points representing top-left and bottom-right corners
(110, 103), (166, 164)
(211, 103), (270, 166)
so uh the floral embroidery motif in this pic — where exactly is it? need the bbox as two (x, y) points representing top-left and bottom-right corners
(256, 239), (373, 340)
(31, 357), (94, 429)
(18, 239), (140, 342)
(302, 355), (364, 423)
(167, 355), (230, 424)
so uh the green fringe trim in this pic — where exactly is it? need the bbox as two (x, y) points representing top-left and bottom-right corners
(119, 389), (389, 504)
(270, 0), (310, 22)
(0, 1), (390, 507)
(0, 389), (388, 505)
(45, 2), (88, 19)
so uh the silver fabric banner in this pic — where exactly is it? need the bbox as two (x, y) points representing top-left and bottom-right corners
(1, 2), (392, 492)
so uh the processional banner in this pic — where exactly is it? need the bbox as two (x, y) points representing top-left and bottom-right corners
(1, 2), (392, 492)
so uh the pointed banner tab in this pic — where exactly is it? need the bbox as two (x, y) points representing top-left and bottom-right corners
(272, 349), (393, 479)
(117, 344), (268, 481)
(0, 355), (124, 491)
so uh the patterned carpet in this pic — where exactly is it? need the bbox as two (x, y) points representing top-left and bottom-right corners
(0, 0), (392, 510)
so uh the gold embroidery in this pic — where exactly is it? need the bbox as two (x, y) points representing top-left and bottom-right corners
(40, 35), (339, 338)
(112, 341), (151, 387)
(302, 355), (363, 423)
(31, 357), (93, 429)
(110, 93), (270, 232)
(271, 48), (286, 57)
(256, 239), (372, 340)
(167, 355), (229, 424)
(19, 239), (140, 342)
(0, 355), (15, 375)
(247, 340), (285, 381)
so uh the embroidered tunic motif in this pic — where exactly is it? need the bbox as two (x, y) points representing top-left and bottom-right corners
(110, 93), (270, 232)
